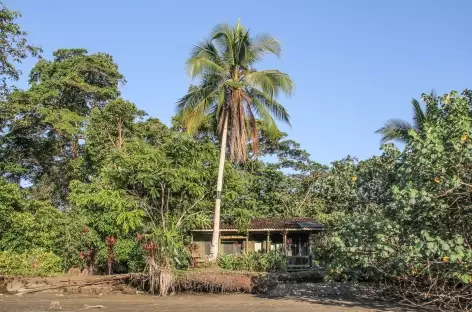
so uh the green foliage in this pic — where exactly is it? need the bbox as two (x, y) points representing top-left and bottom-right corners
(0, 1), (41, 99)
(70, 119), (220, 272)
(0, 48), (124, 206)
(0, 249), (62, 276)
(86, 99), (145, 168)
(315, 91), (472, 309)
(0, 8), (469, 307)
(148, 220), (191, 269)
(375, 91), (436, 144)
(29, 48), (124, 114)
(0, 178), (63, 253)
(218, 251), (286, 272)
(95, 238), (143, 273)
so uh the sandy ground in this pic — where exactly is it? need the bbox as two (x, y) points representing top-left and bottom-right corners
(0, 293), (419, 312)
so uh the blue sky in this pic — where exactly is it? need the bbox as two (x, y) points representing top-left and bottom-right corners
(8, 0), (472, 165)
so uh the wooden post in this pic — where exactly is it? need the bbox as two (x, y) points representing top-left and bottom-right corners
(298, 237), (301, 256)
(308, 233), (313, 268)
(245, 234), (249, 254)
(266, 231), (270, 252)
(283, 231), (287, 255)
(308, 233), (312, 255)
(218, 233), (222, 255)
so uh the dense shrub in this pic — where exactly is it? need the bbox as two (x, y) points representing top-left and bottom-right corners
(313, 91), (472, 310)
(0, 249), (62, 276)
(218, 251), (286, 272)
(95, 238), (144, 274)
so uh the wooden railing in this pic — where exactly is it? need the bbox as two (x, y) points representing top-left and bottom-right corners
(286, 255), (312, 271)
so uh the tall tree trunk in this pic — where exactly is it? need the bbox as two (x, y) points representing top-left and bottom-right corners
(208, 114), (228, 261)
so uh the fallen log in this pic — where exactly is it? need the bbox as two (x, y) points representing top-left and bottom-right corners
(1, 274), (143, 295)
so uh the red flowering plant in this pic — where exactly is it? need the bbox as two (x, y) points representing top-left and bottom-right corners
(142, 241), (157, 255)
(105, 235), (117, 275)
(78, 248), (96, 274)
(76, 226), (100, 275)
(284, 238), (293, 255)
(138, 234), (159, 262)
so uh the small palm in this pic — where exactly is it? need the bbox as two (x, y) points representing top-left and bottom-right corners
(376, 91), (436, 144)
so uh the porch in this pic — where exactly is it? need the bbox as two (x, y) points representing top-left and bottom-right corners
(191, 217), (324, 271)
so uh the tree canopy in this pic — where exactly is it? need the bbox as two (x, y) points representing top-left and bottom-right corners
(0, 1), (41, 99)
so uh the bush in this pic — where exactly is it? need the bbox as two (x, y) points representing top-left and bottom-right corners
(0, 249), (62, 276)
(218, 251), (286, 272)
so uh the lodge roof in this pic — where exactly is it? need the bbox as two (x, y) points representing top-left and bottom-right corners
(192, 217), (324, 232)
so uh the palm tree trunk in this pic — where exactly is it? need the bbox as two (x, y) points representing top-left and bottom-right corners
(208, 114), (228, 261)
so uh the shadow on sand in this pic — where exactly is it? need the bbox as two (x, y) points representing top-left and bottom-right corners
(253, 292), (434, 312)
(250, 274), (435, 312)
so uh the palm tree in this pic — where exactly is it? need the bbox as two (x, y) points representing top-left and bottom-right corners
(375, 91), (436, 144)
(177, 21), (294, 261)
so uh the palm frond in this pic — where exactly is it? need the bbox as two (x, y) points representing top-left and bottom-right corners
(244, 97), (259, 156)
(186, 41), (224, 78)
(179, 109), (210, 134)
(212, 23), (235, 65)
(250, 97), (279, 137)
(375, 119), (413, 144)
(236, 30), (250, 67)
(177, 85), (220, 134)
(176, 85), (208, 112)
(263, 70), (294, 96)
(411, 98), (425, 132)
(244, 70), (294, 98)
(249, 89), (291, 126)
(186, 57), (224, 78)
(249, 33), (281, 62)
(244, 71), (275, 97)
(189, 40), (222, 64)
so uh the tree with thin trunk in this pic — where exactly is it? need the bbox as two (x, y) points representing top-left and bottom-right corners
(177, 21), (294, 261)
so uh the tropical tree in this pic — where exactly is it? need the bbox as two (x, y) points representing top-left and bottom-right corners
(0, 49), (124, 206)
(0, 1), (41, 99)
(86, 99), (145, 169)
(177, 21), (294, 260)
(375, 91), (436, 144)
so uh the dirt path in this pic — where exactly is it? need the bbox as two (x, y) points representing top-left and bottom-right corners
(0, 293), (418, 312)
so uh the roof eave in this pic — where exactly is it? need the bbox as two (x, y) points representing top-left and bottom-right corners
(190, 228), (324, 232)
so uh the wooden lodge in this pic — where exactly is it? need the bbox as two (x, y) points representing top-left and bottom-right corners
(191, 217), (324, 270)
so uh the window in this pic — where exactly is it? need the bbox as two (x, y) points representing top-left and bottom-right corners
(222, 241), (242, 255)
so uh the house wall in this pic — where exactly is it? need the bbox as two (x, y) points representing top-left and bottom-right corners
(192, 233), (212, 257)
